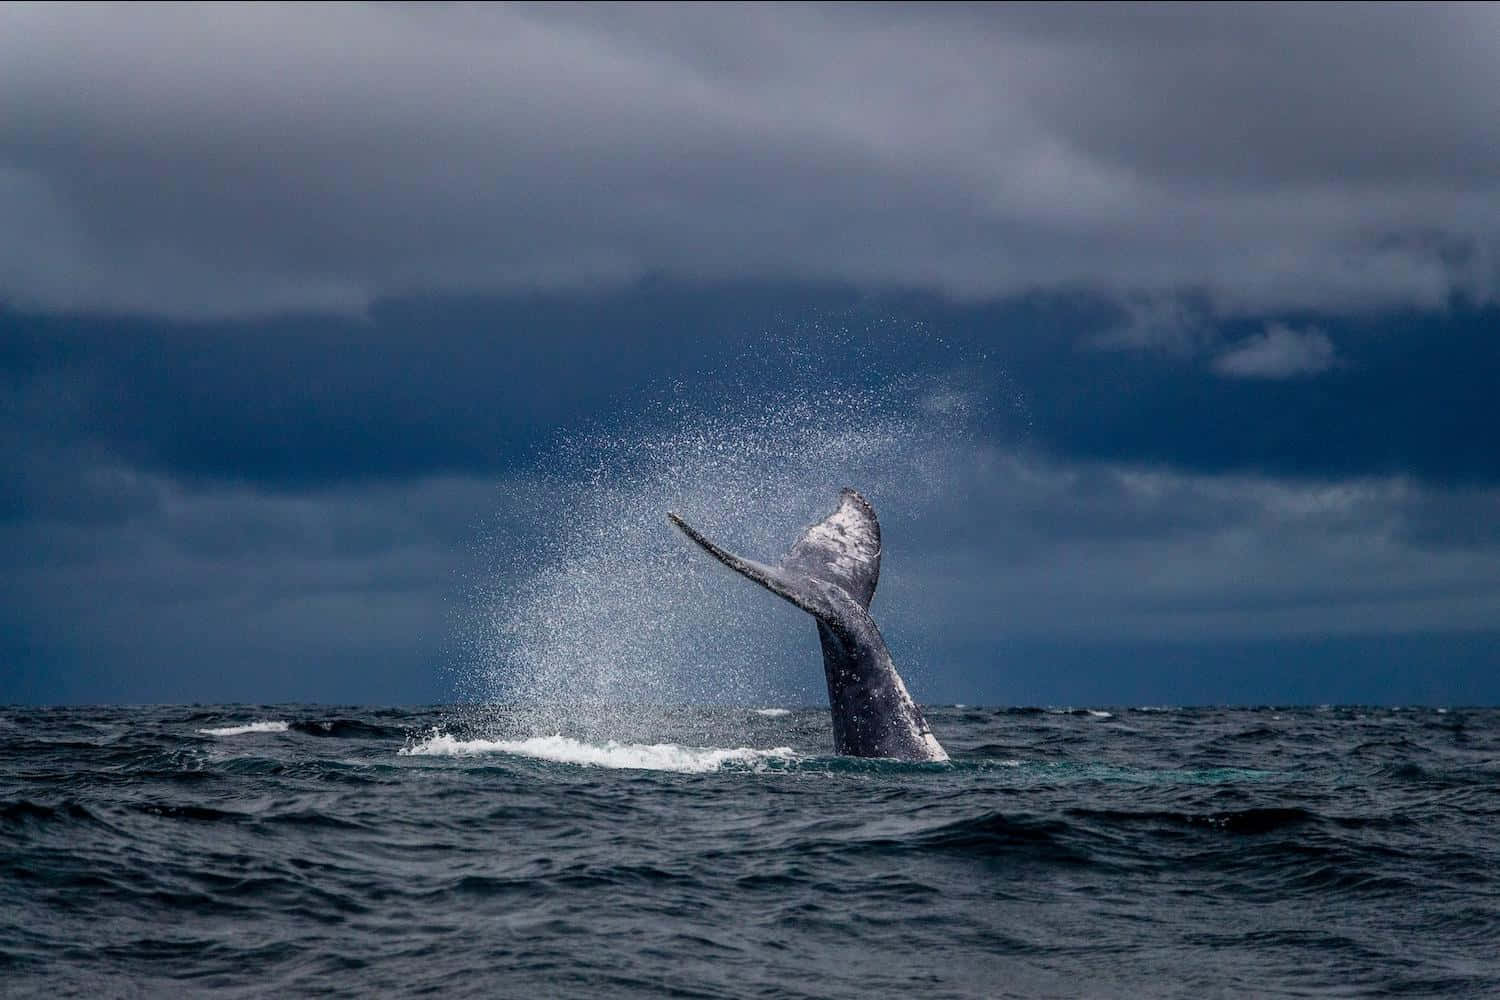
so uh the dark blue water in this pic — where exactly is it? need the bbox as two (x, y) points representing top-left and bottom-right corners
(3, 705), (1497, 997)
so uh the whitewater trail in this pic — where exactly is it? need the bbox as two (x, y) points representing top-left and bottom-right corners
(400, 732), (797, 773)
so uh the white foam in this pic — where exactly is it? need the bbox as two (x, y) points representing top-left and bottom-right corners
(399, 733), (797, 773)
(753, 708), (792, 717)
(1088, 710), (1114, 719)
(197, 720), (289, 736)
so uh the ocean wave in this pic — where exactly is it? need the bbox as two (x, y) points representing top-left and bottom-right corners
(399, 733), (797, 773)
(895, 810), (1087, 862)
(196, 721), (289, 736)
(752, 708), (792, 717)
(6, 704), (1497, 997)
(289, 719), (404, 739)
(1070, 805), (1318, 835)
(2, 799), (105, 826)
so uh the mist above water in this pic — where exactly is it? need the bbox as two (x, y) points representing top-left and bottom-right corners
(455, 318), (1027, 740)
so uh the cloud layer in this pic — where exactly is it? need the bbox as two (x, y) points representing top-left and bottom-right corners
(3, 4), (1499, 317)
(6, 439), (1499, 705)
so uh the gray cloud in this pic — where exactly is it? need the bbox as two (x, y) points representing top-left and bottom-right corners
(2, 4), (1498, 318)
(884, 452), (1500, 646)
(1212, 323), (1338, 378)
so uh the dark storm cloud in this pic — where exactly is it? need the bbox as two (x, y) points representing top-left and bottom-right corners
(0, 286), (816, 489)
(1, 4), (1497, 318)
(4, 291), (1498, 493)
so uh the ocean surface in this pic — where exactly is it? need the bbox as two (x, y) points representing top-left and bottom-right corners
(2, 705), (1497, 998)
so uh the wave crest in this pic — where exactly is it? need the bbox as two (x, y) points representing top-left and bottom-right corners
(197, 721), (289, 736)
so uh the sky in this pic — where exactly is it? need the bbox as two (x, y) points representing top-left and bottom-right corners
(3, 4), (1498, 706)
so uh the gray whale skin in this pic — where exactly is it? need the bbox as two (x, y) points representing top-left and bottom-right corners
(668, 489), (948, 762)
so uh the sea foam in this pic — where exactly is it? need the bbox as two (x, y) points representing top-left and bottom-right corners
(400, 732), (795, 773)
(752, 708), (793, 717)
(197, 721), (290, 736)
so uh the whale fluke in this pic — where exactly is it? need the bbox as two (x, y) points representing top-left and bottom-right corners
(666, 489), (879, 617)
(668, 490), (948, 762)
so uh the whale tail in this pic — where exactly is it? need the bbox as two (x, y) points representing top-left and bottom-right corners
(670, 489), (947, 762)
(667, 488), (882, 620)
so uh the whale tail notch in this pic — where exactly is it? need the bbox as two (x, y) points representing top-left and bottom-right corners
(667, 488), (882, 618)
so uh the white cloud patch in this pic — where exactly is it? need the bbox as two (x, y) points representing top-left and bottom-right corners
(1085, 296), (1212, 355)
(1212, 323), (1339, 378)
(2, 5), (1499, 318)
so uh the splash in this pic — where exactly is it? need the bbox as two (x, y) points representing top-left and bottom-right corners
(455, 315), (1028, 740)
(400, 732), (796, 774)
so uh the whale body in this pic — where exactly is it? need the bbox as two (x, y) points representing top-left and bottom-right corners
(668, 489), (948, 762)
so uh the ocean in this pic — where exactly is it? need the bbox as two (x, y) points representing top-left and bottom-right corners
(2, 704), (1496, 998)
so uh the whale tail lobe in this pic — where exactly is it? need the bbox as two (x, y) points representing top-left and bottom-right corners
(666, 488), (881, 620)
